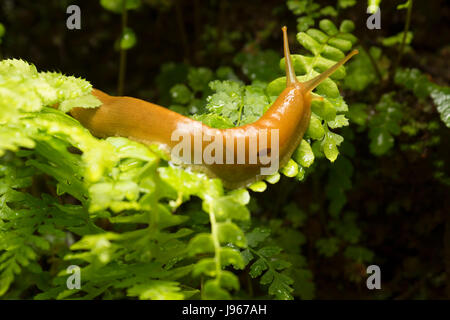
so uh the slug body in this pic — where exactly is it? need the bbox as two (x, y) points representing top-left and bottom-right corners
(70, 27), (357, 189)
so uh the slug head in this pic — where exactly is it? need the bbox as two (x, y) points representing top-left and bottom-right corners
(281, 26), (358, 93)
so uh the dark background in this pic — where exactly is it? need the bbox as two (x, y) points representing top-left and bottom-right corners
(1, 0), (449, 98)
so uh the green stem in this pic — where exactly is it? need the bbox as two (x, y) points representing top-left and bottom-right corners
(117, 2), (128, 96)
(208, 204), (222, 281)
(391, 0), (413, 81)
(214, 0), (226, 64)
(193, 0), (201, 64)
(360, 43), (382, 82)
(236, 100), (244, 126)
(175, 0), (190, 63)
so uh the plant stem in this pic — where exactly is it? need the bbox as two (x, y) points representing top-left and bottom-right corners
(360, 43), (382, 83)
(236, 99), (244, 126)
(175, 0), (190, 63)
(214, 0), (226, 64)
(193, 0), (201, 64)
(391, 0), (413, 81)
(209, 204), (222, 282)
(117, 1), (128, 96)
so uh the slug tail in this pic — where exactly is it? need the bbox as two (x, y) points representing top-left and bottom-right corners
(302, 49), (359, 92)
(282, 26), (298, 87)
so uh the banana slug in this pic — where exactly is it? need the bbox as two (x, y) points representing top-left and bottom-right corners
(70, 27), (358, 189)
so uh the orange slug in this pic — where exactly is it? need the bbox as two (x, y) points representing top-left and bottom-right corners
(70, 27), (358, 189)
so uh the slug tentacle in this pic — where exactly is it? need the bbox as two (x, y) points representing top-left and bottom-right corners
(282, 26), (298, 87)
(302, 49), (359, 92)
